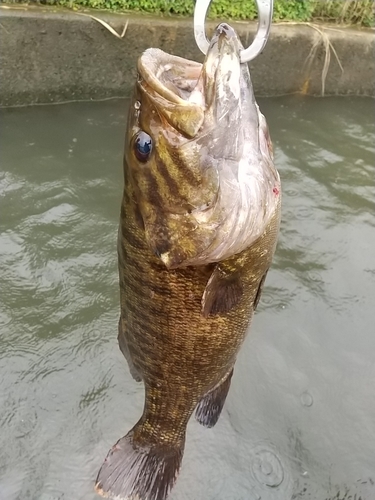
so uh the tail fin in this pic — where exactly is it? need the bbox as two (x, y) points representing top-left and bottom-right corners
(95, 429), (184, 500)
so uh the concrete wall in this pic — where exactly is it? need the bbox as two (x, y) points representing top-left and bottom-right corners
(0, 6), (374, 106)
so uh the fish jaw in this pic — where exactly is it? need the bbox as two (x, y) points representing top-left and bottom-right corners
(190, 23), (281, 265)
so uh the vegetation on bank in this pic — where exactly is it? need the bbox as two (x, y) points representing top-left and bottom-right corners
(3, 0), (374, 26)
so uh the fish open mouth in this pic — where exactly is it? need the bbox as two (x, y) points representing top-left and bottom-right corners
(139, 49), (202, 103)
(138, 23), (242, 137)
(133, 24), (278, 268)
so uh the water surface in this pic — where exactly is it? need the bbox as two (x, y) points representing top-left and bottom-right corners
(0, 96), (374, 500)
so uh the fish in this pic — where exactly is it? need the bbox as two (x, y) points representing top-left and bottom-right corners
(95, 22), (281, 500)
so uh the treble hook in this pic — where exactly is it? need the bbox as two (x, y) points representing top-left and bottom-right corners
(194, 0), (274, 63)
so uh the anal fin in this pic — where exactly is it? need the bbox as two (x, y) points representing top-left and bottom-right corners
(195, 369), (233, 428)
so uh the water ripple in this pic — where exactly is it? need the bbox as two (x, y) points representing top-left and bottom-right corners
(1, 97), (374, 500)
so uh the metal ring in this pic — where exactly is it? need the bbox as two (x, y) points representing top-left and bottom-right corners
(194, 0), (273, 63)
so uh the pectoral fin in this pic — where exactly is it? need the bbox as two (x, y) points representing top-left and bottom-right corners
(201, 265), (243, 318)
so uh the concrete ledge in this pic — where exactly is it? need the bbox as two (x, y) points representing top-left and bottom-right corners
(0, 6), (374, 106)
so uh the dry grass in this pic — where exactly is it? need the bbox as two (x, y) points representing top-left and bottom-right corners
(76, 12), (128, 39)
(302, 23), (344, 96)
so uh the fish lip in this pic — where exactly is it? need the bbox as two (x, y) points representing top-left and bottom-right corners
(205, 23), (241, 68)
(212, 23), (240, 54)
(201, 23), (242, 107)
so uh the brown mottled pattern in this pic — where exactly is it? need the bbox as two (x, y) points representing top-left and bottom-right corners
(156, 135), (202, 189)
(118, 166), (281, 449)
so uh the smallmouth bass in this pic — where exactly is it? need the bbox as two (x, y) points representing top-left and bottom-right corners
(96, 23), (281, 500)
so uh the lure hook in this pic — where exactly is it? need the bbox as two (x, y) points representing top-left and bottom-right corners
(194, 0), (273, 63)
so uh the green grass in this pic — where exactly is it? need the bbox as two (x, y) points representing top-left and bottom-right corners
(2, 0), (374, 27)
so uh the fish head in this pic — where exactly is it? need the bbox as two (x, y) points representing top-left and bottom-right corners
(126, 23), (280, 268)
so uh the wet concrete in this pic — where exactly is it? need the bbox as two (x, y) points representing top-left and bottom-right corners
(0, 6), (374, 106)
(0, 96), (374, 499)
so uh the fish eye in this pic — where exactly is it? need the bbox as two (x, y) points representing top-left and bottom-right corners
(134, 131), (152, 163)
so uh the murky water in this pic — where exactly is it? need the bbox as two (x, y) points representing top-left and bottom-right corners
(0, 96), (374, 500)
